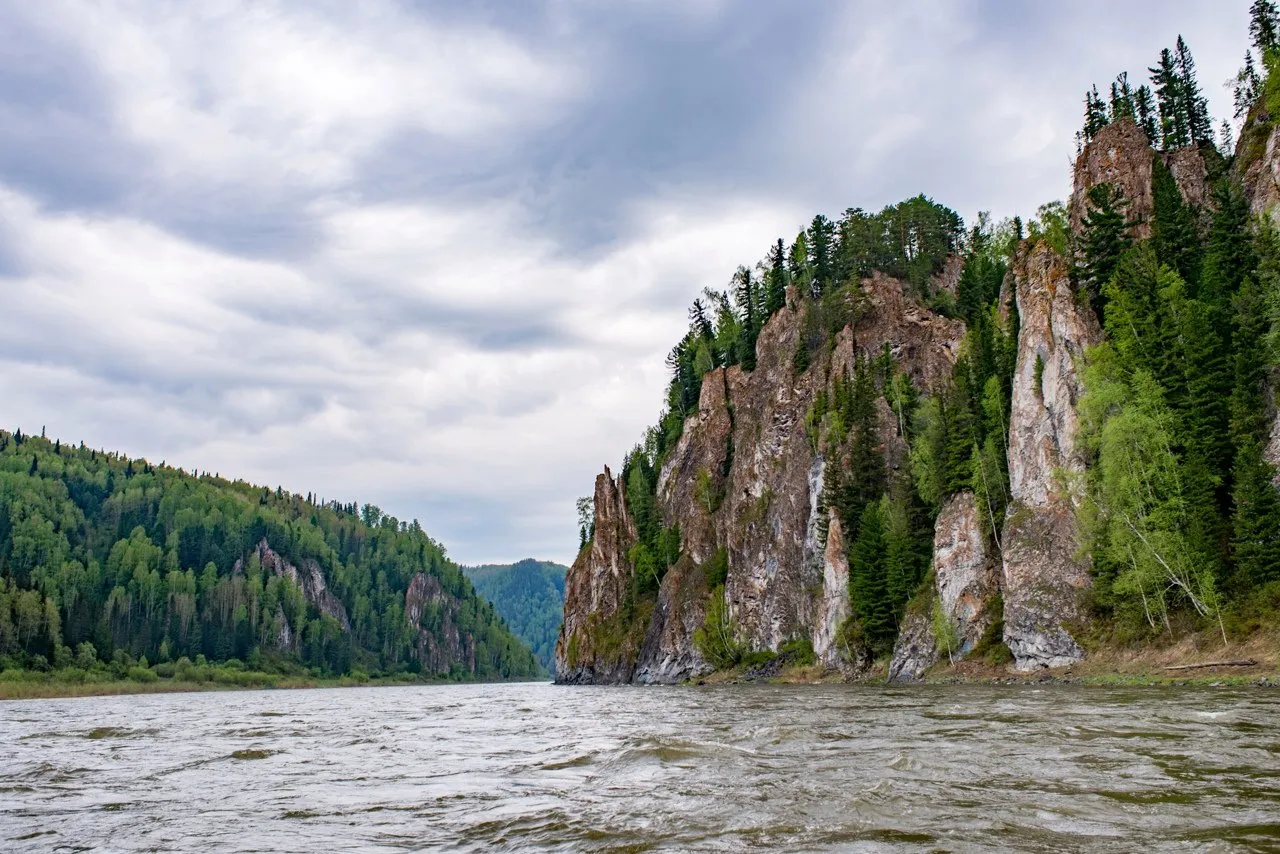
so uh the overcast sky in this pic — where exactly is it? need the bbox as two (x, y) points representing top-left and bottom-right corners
(0, 1), (1253, 566)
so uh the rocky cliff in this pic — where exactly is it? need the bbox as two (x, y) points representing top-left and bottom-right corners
(559, 81), (1248, 685)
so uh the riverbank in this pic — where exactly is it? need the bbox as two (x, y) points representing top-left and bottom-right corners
(699, 627), (1280, 688)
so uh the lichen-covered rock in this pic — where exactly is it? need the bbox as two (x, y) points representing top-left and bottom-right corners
(887, 609), (936, 683)
(811, 511), (850, 667)
(933, 491), (999, 654)
(855, 272), (965, 393)
(1238, 111), (1280, 221)
(1001, 243), (1099, 670)
(555, 467), (638, 684)
(1069, 117), (1210, 237)
(634, 555), (712, 684)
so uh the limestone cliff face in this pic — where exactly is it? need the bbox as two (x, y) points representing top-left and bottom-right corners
(557, 276), (965, 684)
(887, 490), (998, 682)
(405, 572), (477, 675)
(554, 467), (639, 684)
(1238, 104), (1280, 222)
(1000, 243), (1100, 670)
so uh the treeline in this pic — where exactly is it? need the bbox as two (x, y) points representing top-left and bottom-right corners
(0, 431), (540, 680)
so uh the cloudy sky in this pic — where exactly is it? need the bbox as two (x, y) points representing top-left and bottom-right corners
(0, 1), (1253, 566)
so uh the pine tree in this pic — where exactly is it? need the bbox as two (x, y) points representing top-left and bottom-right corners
(1199, 179), (1255, 313)
(1234, 52), (1261, 121)
(1083, 85), (1109, 140)
(1109, 72), (1135, 120)
(733, 267), (759, 371)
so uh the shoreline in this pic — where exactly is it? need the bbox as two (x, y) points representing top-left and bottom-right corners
(0, 674), (551, 701)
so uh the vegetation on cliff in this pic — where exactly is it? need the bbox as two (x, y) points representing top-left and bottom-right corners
(0, 430), (541, 682)
(561, 7), (1280, 682)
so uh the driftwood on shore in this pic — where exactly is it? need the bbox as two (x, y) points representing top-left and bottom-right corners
(1162, 659), (1258, 671)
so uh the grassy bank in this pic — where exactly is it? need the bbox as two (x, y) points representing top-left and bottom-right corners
(0, 658), (512, 701)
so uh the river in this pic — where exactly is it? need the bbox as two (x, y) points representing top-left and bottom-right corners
(2, 682), (1278, 852)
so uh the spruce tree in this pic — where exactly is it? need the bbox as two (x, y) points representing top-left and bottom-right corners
(1134, 85), (1160, 142)
(1079, 183), (1131, 318)
(848, 499), (894, 651)
(1150, 48), (1189, 150)
(765, 239), (788, 314)
(1231, 441), (1280, 588)
(1174, 37), (1213, 143)
(807, 215), (835, 297)
(1151, 157), (1201, 289)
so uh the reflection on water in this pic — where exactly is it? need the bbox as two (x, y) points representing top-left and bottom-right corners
(2, 682), (1279, 852)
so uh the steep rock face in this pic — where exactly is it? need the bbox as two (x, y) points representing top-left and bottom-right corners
(1238, 112), (1280, 221)
(855, 272), (965, 393)
(721, 301), (822, 651)
(1069, 117), (1210, 237)
(811, 512), (850, 667)
(405, 572), (474, 675)
(887, 490), (998, 681)
(933, 491), (999, 653)
(1001, 244), (1099, 670)
(555, 468), (639, 684)
(556, 274), (968, 684)
(245, 538), (351, 631)
(886, 610), (936, 683)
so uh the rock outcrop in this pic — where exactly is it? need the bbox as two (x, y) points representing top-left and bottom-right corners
(1000, 244), (1099, 670)
(555, 467), (640, 684)
(1069, 117), (1209, 237)
(887, 490), (999, 681)
(557, 273), (966, 684)
(239, 538), (352, 631)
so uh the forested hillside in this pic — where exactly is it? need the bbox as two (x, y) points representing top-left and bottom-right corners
(0, 430), (540, 681)
(463, 559), (567, 671)
(557, 5), (1280, 684)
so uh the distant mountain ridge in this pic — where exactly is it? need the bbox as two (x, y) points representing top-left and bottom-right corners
(462, 559), (567, 672)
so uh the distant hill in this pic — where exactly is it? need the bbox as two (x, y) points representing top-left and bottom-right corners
(462, 559), (567, 672)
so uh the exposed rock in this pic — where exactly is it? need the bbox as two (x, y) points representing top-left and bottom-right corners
(634, 556), (713, 684)
(932, 491), (999, 654)
(1001, 243), (1100, 670)
(855, 272), (965, 393)
(930, 254), (965, 298)
(810, 512), (850, 667)
(1069, 117), (1210, 237)
(249, 538), (351, 631)
(887, 609), (936, 683)
(1069, 118), (1156, 237)
(1237, 109), (1280, 221)
(405, 572), (474, 675)
(555, 467), (639, 684)
(722, 302), (821, 652)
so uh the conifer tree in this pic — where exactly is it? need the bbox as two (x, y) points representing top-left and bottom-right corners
(1150, 49), (1189, 149)
(1151, 158), (1201, 288)
(765, 239), (788, 314)
(807, 215), (836, 297)
(1134, 85), (1160, 142)
(1251, 0), (1280, 59)
(848, 499), (894, 651)
(1174, 37), (1213, 144)
(1079, 183), (1131, 318)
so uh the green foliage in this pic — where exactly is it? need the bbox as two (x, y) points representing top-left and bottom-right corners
(930, 596), (960, 665)
(0, 432), (540, 681)
(462, 559), (568, 672)
(702, 547), (729, 588)
(1079, 183), (1132, 317)
(693, 585), (742, 669)
(1027, 202), (1071, 256)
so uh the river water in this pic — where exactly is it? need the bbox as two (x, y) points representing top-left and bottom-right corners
(2, 682), (1278, 852)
